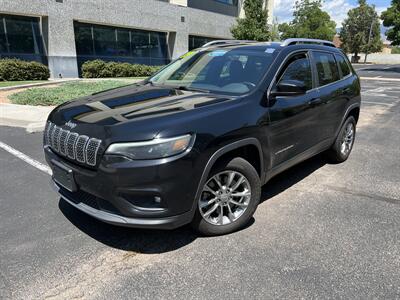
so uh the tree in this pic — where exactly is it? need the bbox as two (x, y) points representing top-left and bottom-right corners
(231, 0), (270, 41)
(270, 17), (280, 41)
(340, 0), (382, 62)
(381, 0), (400, 46)
(278, 0), (336, 41)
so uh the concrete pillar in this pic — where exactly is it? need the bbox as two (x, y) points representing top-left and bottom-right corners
(169, 30), (189, 59)
(45, 13), (79, 78)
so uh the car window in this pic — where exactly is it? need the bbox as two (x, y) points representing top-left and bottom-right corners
(277, 53), (313, 91)
(335, 54), (351, 77)
(313, 51), (340, 86)
(149, 48), (276, 95)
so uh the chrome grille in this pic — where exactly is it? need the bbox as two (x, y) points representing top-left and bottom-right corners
(44, 121), (102, 167)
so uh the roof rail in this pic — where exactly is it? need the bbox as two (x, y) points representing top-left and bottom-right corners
(201, 40), (256, 48)
(281, 38), (336, 48)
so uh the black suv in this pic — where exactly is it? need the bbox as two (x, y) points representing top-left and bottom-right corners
(44, 39), (361, 236)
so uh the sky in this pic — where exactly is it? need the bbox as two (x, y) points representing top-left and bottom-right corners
(273, 0), (391, 26)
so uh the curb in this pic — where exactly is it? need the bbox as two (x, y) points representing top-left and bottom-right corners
(360, 77), (400, 82)
(0, 103), (54, 133)
(0, 79), (80, 92)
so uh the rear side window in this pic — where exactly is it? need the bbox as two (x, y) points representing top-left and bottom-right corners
(278, 53), (313, 91)
(313, 51), (340, 86)
(335, 54), (351, 77)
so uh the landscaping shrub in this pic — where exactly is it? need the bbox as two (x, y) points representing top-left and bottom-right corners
(81, 60), (162, 78)
(0, 59), (50, 81)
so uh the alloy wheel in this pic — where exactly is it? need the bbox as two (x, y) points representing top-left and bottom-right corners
(340, 122), (355, 156)
(199, 171), (251, 226)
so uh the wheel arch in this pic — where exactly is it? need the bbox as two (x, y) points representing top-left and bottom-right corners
(192, 138), (265, 212)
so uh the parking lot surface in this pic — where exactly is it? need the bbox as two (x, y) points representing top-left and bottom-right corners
(1, 73), (399, 298)
(353, 63), (400, 79)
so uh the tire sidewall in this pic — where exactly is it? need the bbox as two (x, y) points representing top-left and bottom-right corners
(192, 157), (261, 236)
(334, 116), (356, 161)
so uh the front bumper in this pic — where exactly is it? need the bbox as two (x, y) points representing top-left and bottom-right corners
(45, 146), (204, 229)
(52, 181), (194, 229)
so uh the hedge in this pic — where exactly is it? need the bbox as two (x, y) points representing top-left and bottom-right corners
(0, 59), (50, 81)
(82, 60), (162, 78)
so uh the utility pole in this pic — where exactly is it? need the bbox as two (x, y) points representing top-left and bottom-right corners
(364, 19), (374, 64)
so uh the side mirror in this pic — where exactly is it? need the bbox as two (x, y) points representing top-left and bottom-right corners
(270, 80), (307, 97)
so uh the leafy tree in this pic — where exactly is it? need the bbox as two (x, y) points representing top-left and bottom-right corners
(278, 0), (336, 41)
(270, 17), (280, 41)
(340, 0), (382, 62)
(231, 0), (270, 41)
(381, 0), (400, 46)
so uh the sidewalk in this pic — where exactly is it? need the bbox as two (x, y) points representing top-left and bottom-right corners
(0, 103), (54, 133)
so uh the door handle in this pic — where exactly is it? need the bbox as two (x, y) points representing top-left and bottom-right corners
(308, 98), (322, 105)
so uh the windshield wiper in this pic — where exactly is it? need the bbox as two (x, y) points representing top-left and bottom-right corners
(176, 86), (210, 93)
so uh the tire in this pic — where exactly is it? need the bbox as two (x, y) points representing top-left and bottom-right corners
(326, 116), (356, 163)
(191, 157), (261, 236)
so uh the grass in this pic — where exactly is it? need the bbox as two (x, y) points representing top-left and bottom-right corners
(9, 80), (135, 106)
(0, 80), (47, 88)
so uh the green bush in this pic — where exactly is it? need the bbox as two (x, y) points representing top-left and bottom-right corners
(391, 47), (400, 54)
(82, 60), (162, 78)
(0, 59), (50, 81)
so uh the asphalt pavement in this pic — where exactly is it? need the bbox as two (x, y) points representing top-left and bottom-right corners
(353, 63), (400, 79)
(0, 67), (399, 299)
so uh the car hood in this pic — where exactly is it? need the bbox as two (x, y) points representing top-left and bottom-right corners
(48, 83), (235, 141)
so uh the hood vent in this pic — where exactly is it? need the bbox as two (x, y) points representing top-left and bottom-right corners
(44, 122), (102, 167)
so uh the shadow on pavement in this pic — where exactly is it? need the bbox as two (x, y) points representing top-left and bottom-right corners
(59, 199), (198, 254)
(359, 66), (400, 73)
(59, 154), (326, 253)
(261, 154), (327, 203)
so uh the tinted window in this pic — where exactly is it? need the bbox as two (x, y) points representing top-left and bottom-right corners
(189, 35), (218, 51)
(278, 54), (313, 91)
(74, 22), (170, 67)
(314, 51), (340, 86)
(335, 54), (351, 77)
(0, 14), (46, 64)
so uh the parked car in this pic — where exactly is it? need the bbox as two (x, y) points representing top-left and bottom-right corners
(44, 38), (361, 236)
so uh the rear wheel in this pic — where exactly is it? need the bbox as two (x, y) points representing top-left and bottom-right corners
(191, 157), (261, 236)
(327, 116), (356, 163)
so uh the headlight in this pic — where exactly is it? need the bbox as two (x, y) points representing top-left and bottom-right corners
(105, 134), (194, 160)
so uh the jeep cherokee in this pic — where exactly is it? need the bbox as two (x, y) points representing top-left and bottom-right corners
(44, 38), (361, 236)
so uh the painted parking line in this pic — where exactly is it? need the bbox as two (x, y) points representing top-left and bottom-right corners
(0, 141), (52, 175)
(362, 101), (394, 106)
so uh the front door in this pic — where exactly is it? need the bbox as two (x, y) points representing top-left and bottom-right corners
(268, 51), (324, 167)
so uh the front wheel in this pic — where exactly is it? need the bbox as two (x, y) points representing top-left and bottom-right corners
(326, 116), (356, 163)
(191, 157), (261, 236)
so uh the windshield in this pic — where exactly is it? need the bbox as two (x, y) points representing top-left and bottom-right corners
(149, 47), (277, 95)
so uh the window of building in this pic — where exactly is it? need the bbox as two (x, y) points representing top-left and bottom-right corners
(189, 35), (219, 51)
(335, 54), (351, 78)
(74, 22), (170, 68)
(313, 51), (340, 86)
(188, 0), (239, 17)
(215, 0), (236, 5)
(0, 14), (46, 64)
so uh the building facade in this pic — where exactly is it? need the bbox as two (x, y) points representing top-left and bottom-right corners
(0, 0), (273, 78)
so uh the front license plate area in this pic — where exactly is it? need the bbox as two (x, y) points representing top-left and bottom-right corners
(52, 160), (77, 192)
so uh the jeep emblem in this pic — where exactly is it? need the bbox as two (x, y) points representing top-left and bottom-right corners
(65, 121), (77, 129)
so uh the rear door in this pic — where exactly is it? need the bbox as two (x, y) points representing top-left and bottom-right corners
(311, 51), (345, 139)
(268, 51), (324, 167)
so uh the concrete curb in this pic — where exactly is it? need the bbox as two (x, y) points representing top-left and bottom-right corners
(360, 77), (400, 82)
(0, 103), (54, 133)
(0, 79), (80, 92)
